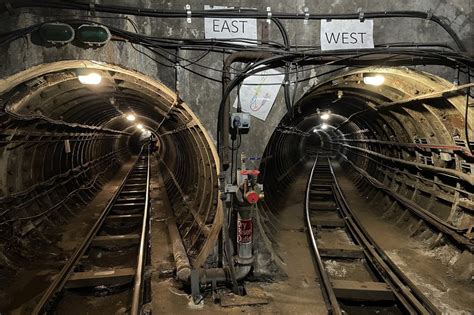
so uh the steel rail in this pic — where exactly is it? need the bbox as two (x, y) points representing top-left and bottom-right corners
(328, 158), (440, 314)
(304, 154), (342, 315)
(131, 145), (151, 315)
(32, 147), (148, 315)
(305, 154), (440, 314)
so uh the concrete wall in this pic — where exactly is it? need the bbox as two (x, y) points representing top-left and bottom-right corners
(1, 0), (472, 162)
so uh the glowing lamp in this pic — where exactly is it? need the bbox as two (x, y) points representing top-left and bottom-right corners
(363, 74), (385, 86)
(77, 72), (102, 85)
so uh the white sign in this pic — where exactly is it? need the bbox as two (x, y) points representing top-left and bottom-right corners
(233, 68), (284, 121)
(320, 19), (374, 50)
(204, 5), (257, 45)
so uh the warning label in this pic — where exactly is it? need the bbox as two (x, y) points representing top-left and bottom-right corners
(237, 219), (253, 244)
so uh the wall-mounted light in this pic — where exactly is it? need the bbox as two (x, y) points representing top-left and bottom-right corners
(321, 123), (328, 130)
(363, 74), (385, 86)
(77, 71), (102, 85)
(313, 128), (319, 133)
(38, 23), (75, 45)
(136, 123), (144, 130)
(126, 114), (136, 121)
(76, 24), (111, 47)
(320, 113), (330, 120)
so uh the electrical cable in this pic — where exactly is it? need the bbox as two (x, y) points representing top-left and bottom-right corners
(272, 18), (293, 115)
(0, 158), (118, 225)
(3, 2), (467, 51)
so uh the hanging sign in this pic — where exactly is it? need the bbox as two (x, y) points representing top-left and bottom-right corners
(320, 19), (374, 50)
(204, 5), (257, 45)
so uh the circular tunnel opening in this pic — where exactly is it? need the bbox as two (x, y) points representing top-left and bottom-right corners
(0, 60), (222, 277)
(260, 66), (473, 223)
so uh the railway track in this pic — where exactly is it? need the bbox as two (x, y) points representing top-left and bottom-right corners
(33, 147), (151, 315)
(305, 154), (440, 315)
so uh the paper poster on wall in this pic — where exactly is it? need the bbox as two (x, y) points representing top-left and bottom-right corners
(232, 68), (284, 121)
(204, 5), (257, 46)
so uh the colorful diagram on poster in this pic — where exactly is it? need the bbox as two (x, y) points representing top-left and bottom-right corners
(233, 68), (284, 121)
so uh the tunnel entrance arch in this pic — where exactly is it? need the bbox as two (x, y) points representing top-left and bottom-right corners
(257, 67), (472, 278)
(0, 60), (222, 268)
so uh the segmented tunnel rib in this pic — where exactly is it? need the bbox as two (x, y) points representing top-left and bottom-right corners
(33, 146), (151, 315)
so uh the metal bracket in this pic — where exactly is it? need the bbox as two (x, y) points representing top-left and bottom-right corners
(304, 7), (310, 25)
(357, 8), (365, 22)
(4, 1), (13, 15)
(190, 269), (203, 304)
(266, 7), (272, 24)
(186, 4), (192, 23)
(225, 184), (238, 193)
(89, 0), (96, 17)
(426, 9), (433, 20)
(211, 280), (220, 304)
(425, 9), (433, 27)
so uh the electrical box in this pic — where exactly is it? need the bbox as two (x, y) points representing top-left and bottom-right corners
(230, 112), (251, 135)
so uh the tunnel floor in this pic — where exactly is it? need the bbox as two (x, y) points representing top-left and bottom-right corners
(332, 162), (473, 314)
(1, 159), (135, 314)
(3, 157), (472, 314)
(149, 158), (472, 314)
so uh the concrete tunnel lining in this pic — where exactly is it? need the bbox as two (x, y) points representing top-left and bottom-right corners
(0, 60), (222, 269)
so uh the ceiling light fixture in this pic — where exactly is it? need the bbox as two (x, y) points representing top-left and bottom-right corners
(136, 123), (144, 130)
(320, 113), (330, 120)
(126, 114), (136, 121)
(321, 123), (328, 130)
(363, 74), (385, 86)
(77, 72), (102, 85)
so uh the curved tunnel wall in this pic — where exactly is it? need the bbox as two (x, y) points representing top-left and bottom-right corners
(0, 60), (221, 268)
(260, 67), (473, 252)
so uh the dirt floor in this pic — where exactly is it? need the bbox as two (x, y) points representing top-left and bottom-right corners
(151, 158), (473, 315)
(2, 160), (134, 315)
(150, 160), (328, 314)
(7, 156), (471, 314)
(332, 160), (474, 315)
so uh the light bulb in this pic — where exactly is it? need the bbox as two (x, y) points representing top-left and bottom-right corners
(78, 72), (102, 85)
(321, 123), (328, 130)
(321, 113), (330, 120)
(363, 74), (385, 86)
(126, 114), (136, 121)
